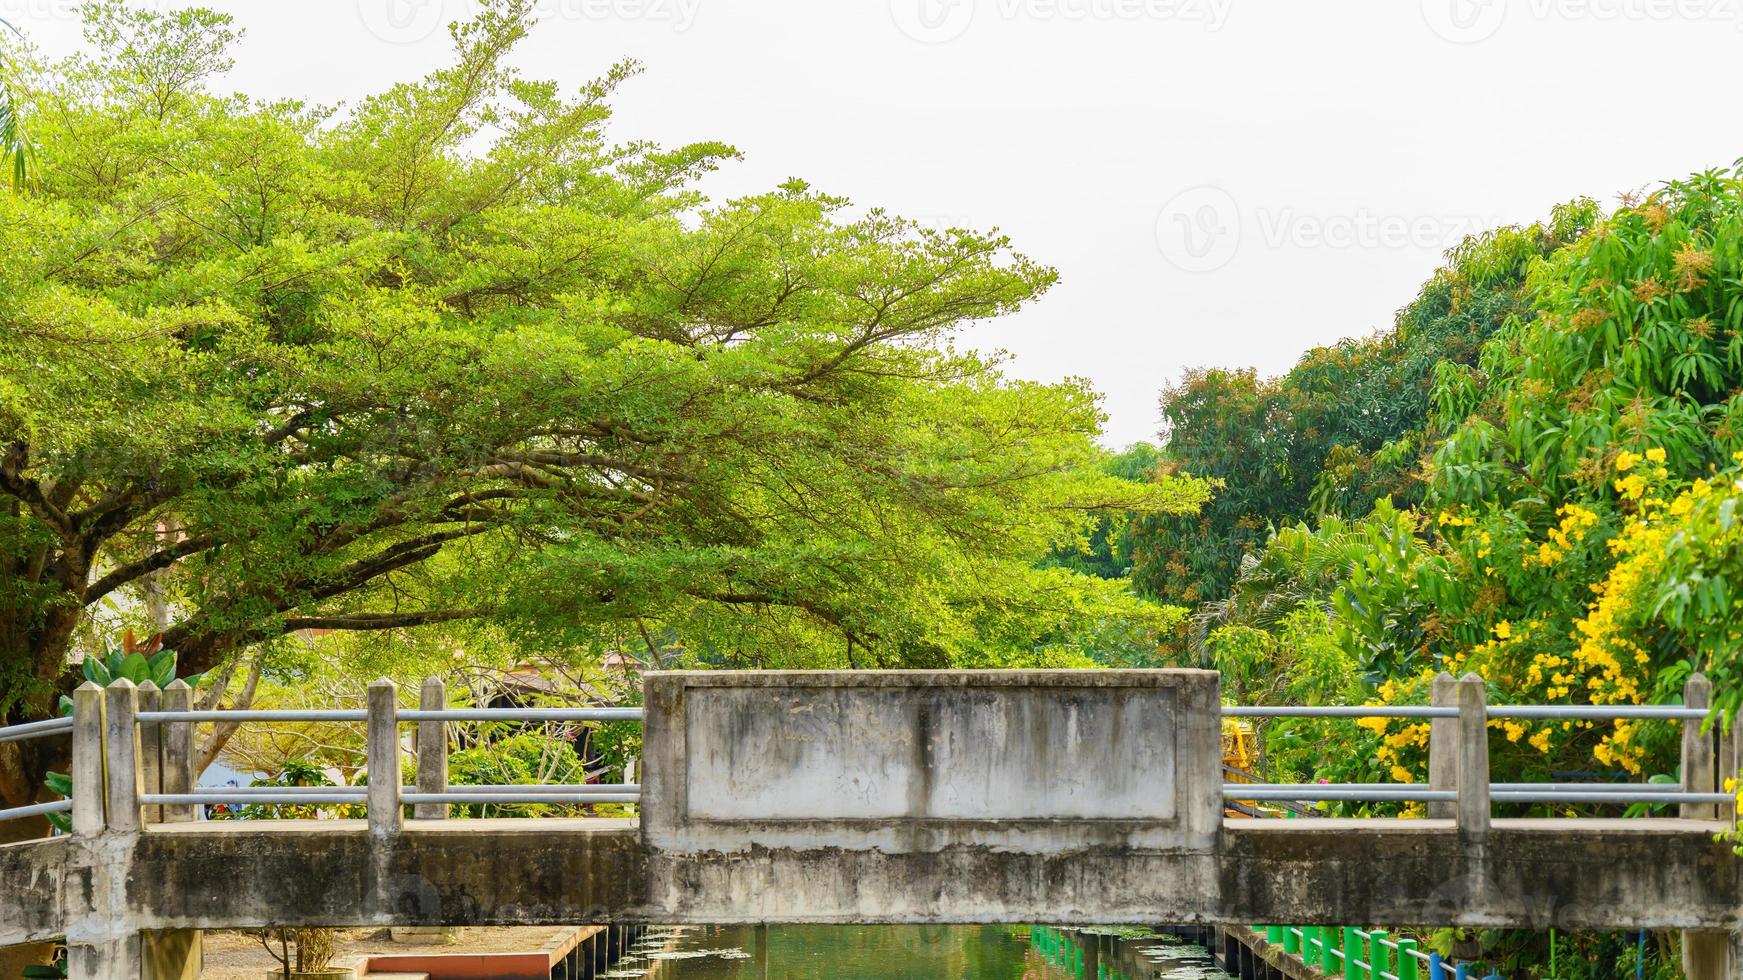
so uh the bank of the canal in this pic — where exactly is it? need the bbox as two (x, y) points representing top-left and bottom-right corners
(591, 924), (1233, 979)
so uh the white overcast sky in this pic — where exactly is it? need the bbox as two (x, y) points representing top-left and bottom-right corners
(12, 0), (1743, 446)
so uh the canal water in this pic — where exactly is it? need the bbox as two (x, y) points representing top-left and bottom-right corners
(601, 925), (1230, 979)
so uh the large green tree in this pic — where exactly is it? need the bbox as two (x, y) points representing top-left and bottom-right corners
(0, 0), (1206, 804)
(1182, 172), (1743, 979)
(1131, 208), (1596, 612)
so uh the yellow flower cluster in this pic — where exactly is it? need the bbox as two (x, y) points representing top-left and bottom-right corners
(1527, 503), (1598, 567)
(1489, 717), (1556, 754)
(1613, 448), (1671, 501)
(1559, 478), (1696, 774)
(1358, 673), (1434, 784)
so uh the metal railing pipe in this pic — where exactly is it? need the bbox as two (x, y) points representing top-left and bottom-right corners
(1222, 785), (1457, 802)
(1491, 790), (1730, 805)
(143, 793), (367, 806)
(0, 716), (75, 743)
(1488, 705), (1706, 720)
(423, 783), (640, 795)
(1221, 706), (1457, 718)
(136, 709), (368, 723)
(1487, 782), (1684, 793)
(1221, 705), (1706, 720)
(197, 785), (362, 796)
(400, 792), (639, 805)
(398, 707), (644, 722)
(0, 799), (74, 822)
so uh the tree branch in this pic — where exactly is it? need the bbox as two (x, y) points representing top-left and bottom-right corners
(0, 441), (73, 536)
(84, 534), (218, 604)
(282, 609), (485, 631)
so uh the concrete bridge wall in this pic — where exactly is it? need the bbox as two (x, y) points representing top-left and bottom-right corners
(1, 669), (1740, 977)
(3, 816), (1737, 946)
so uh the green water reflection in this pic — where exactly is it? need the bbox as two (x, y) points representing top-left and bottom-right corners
(603, 925), (1228, 979)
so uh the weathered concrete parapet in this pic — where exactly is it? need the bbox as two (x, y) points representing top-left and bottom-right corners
(642, 669), (1223, 855)
(639, 669), (1225, 921)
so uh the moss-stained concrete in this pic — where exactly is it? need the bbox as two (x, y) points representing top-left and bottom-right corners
(4, 816), (1739, 951)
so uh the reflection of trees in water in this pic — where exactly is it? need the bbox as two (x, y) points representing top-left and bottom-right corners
(650, 925), (1035, 979)
(1030, 926), (1227, 980)
(638, 924), (1225, 980)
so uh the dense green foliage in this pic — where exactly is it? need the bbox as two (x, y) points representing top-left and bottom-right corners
(0, 1), (1206, 806)
(1144, 171), (1743, 974)
(1041, 442), (1158, 581)
(1133, 208), (1596, 616)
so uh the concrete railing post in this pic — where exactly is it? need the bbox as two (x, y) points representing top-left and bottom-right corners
(67, 936), (142, 980)
(71, 681), (106, 835)
(1680, 675), (1728, 979)
(1682, 673), (1716, 820)
(1427, 672), (1458, 820)
(136, 680), (163, 825)
(161, 679), (197, 823)
(1455, 673), (1489, 838)
(102, 679), (142, 834)
(414, 676), (447, 820)
(367, 678), (402, 837)
(1720, 706), (1738, 823)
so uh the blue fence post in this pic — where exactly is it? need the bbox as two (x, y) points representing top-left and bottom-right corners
(1454, 963), (1469, 980)
(1427, 951), (1444, 980)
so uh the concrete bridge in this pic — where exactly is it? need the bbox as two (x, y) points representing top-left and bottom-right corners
(1, 670), (1739, 978)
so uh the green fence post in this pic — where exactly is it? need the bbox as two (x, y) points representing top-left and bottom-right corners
(1371, 930), (1390, 980)
(1395, 938), (1419, 980)
(1338, 927), (1360, 978)
(1322, 927), (1339, 976)
(1266, 925), (1284, 944)
(1283, 926), (1301, 956)
(1307, 927), (1322, 968)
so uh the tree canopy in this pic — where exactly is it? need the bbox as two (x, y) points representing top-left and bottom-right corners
(1132, 206), (1597, 615)
(1148, 171), (1743, 974)
(0, 0), (1207, 770)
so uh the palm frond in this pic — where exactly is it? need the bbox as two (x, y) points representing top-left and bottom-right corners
(0, 94), (26, 189)
(0, 17), (28, 189)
